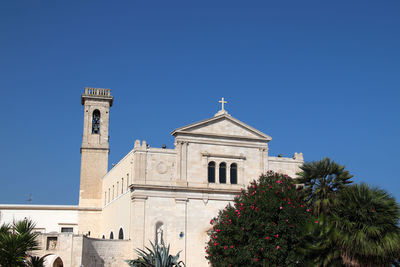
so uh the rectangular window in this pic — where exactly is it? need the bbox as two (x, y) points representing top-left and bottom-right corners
(112, 185), (115, 199)
(127, 174), (129, 190)
(117, 182), (119, 197)
(122, 178), (124, 193)
(61, 227), (73, 233)
(108, 188), (110, 203)
(104, 192), (107, 205)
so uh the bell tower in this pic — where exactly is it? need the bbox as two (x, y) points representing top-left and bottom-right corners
(79, 88), (113, 208)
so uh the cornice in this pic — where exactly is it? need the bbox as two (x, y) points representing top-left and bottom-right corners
(130, 183), (241, 195)
(0, 204), (101, 211)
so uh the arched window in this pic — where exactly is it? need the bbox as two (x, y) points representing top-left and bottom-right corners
(219, 162), (226, 184)
(102, 235), (105, 239)
(92, 109), (100, 134)
(208, 162), (215, 183)
(230, 163), (237, 184)
(118, 228), (124, 240)
(109, 231), (114, 240)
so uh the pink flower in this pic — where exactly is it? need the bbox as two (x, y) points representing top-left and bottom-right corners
(210, 219), (214, 224)
(216, 229), (221, 233)
(224, 246), (228, 250)
(280, 206), (283, 210)
(276, 180), (282, 184)
(276, 245), (280, 250)
(230, 245), (234, 248)
(275, 234), (279, 238)
(265, 236), (270, 240)
(315, 220), (319, 224)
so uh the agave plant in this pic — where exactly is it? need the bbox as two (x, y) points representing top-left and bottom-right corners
(25, 254), (52, 267)
(126, 240), (185, 267)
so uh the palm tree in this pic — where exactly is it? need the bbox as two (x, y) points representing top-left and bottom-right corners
(332, 183), (400, 267)
(0, 219), (39, 267)
(296, 157), (353, 216)
(298, 215), (342, 267)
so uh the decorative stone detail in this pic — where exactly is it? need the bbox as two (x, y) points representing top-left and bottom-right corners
(156, 161), (168, 174)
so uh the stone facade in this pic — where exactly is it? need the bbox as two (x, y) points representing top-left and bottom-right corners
(0, 89), (303, 267)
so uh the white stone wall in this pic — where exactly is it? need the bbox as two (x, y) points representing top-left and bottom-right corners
(101, 192), (131, 240)
(0, 205), (78, 234)
(81, 237), (131, 267)
(102, 150), (133, 207)
(130, 187), (239, 267)
(268, 153), (304, 178)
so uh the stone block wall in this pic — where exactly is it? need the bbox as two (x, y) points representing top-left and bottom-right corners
(81, 236), (131, 267)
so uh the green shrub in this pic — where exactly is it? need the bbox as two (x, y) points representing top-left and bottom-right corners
(206, 171), (311, 266)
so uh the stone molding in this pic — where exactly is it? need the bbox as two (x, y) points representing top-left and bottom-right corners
(171, 113), (271, 141)
(202, 152), (246, 160)
(0, 205), (101, 211)
(175, 131), (269, 142)
(130, 183), (241, 195)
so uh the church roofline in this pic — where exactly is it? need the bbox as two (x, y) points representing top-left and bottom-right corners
(0, 204), (101, 211)
(171, 113), (272, 141)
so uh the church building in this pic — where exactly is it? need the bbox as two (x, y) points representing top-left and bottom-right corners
(0, 88), (304, 267)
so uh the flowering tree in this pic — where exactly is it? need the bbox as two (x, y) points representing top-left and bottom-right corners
(206, 171), (312, 266)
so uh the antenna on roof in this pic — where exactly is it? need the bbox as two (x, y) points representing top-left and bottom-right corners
(27, 193), (33, 204)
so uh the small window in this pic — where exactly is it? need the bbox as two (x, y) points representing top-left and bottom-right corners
(112, 185), (115, 200)
(102, 235), (105, 239)
(121, 178), (124, 193)
(230, 163), (237, 184)
(108, 188), (110, 203)
(208, 162), (215, 183)
(117, 182), (119, 197)
(219, 162), (226, 184)
(110, 232), (114, 240)
(61, 227), (73, 233)
(127, 174), (129, 190)
(118, 228), (124, 240)
(92, 109), (101, 134)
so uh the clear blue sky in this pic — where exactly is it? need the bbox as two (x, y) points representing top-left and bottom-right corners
(0, 1), (399, 205)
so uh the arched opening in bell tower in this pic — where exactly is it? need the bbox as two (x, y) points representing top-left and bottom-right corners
(92, 109), (100, 134)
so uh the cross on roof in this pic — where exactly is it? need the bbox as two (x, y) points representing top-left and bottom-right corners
(219, 97), (227, 111)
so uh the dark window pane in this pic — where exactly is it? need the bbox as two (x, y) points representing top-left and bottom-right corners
(219, 162), (226, 184)
(61, 227), (73, 233)
(118, 228), (124, 240)
(230, 163), (237, 184)
(110, 232), (114, 240)
(92, 109), (100, 134)
(208, 162), (215, 183)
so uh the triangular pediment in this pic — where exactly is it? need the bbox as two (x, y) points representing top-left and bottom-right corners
(171, 114), (271, 142)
